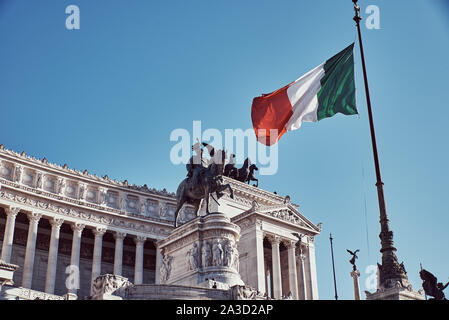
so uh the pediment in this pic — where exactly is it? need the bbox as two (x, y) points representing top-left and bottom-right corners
(251, 202), (321, 234)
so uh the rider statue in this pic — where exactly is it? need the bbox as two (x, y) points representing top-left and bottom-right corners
(186, 139), (208, 188)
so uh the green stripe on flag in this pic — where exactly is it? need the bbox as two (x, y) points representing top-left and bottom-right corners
(317, 43), (358, 121)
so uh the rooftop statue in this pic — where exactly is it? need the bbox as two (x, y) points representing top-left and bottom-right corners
(223, 156), (259, 187)
(420, 269), (449, 300)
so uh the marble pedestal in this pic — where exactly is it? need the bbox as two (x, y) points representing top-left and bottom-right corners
(157, 213), (244, 288)
(365, 287), (424, 300)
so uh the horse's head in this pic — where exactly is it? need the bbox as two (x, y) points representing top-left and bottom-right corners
(250, 164), (259, 172)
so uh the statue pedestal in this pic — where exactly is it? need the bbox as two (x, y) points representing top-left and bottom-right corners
(157, 213), (244, 288)
(365, 276), (424, 300)
(365, 286), (424, 300)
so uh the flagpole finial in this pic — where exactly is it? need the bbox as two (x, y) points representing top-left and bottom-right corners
(352, 0), (362, 24)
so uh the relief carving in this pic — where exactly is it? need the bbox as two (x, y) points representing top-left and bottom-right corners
(212, 239), (224, 266)
(187, 242), (199, 270)
(201, 241), (212, 268)
(160, 254), (173, 283)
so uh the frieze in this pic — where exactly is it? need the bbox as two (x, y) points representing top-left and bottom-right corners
(0, 188), (172, 238)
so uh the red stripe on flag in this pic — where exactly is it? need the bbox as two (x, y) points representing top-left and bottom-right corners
(251, 82), (293, 146)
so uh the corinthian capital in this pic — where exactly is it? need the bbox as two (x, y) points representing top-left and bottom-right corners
(285, 240), (297, 249)
(93, 227), (107, 236)
(50, 217), (64, 229)
(114, 232), (127, 241)
(268, 235), (281, 246)
(6, 207), (20, 217)
(134, 235), (147, 245)
(27, 212), (42, 223)
(71, 222), (85, 234)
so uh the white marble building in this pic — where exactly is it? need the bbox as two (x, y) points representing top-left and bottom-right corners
(0, 144), (321, 300)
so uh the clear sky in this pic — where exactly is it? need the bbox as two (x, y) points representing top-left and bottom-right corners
(1, 0), (448, 300)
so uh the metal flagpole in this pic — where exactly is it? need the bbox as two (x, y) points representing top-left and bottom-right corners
(329, 234), (338, 300)
(352, 0), (411, 290)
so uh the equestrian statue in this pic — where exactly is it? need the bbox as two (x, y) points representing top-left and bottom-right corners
(173, 141), (234, 228)
(173, 141), (261, 228)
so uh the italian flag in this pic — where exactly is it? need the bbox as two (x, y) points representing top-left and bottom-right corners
(251, 43), (358, 146)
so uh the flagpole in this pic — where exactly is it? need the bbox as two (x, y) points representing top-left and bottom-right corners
(329, 234), (338, 300)
(352, 0), (411, 290)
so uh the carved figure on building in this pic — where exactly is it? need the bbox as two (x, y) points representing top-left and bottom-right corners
(99, 188), (108, 205)
(79, 184), (87, 200)
(223, 240), (233, 267)
(140, 200), (146, 214)
(173, 142), (234, 228)
(160, 254), (173, 283)
(15, 165), (23, 183)
(212, 239), (224, 266)
(36, 172), (42, 189)
(231, 285), (257, 300)
(57, 178), (66, 195)
(118, 195), (125, 210)
(91, 274), (132, 298)
(202, 241), (212, 268)
(187, 243), (199, 270)
(159, 201), (167, 217)
(231, 243), (239, 272)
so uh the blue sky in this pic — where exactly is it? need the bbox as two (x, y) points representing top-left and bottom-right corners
(1, 0), (448, 300)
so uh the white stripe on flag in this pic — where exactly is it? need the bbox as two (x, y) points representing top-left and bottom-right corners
(285, 62), (326, 131)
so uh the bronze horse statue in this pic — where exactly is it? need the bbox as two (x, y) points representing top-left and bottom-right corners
(233, 158), (259, 187)
(173, 144), (234, 228)
(247, 164), (259, 187)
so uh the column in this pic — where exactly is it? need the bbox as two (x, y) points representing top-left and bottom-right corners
(21, 212), (42, 289)
(155, 246), (163, 284)
(90, 227), (106, 294)
(297, 251), (307, 300)
(254, 222), (266, 294)
(113, 232), (126, 275)
(351, 269), (361, 300)
(1, 207), (20, 263)
(270, 236), (282, 299)
(68, 222), (85, 294)
(245, 221), (266, 294)
(307, 241), (319, 300)
(287, 241), (299, 300)
(134, 236), (146, 285)
(45, 217), (64, 294)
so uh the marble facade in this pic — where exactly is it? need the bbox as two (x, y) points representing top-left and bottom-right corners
(0, 145), (322, 300)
